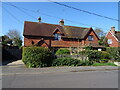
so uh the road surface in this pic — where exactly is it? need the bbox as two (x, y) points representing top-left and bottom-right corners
(2, 65), (118, 88)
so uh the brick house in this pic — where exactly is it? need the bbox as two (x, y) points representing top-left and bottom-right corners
(23, 18), (100, 49)
(106, 26), (120, 47)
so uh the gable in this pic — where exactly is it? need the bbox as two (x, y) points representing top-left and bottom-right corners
(53, 27), (64, 35)
(84, 28), (99, 40)
(106, 31), (119, 42)
(37, 40), (49, 47)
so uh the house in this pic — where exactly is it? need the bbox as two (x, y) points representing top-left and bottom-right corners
(106, 26), (120, 47)
(23, 18), (100, 50)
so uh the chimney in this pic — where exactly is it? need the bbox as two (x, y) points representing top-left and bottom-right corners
(111, 26), (115, 34)
(59, 19), (64, 26)
(38, 17), (41, 23)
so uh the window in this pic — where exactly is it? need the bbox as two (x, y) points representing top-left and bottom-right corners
(54, 34), (61, 41)
(88, 35), (94, 41)
(107, 39), (112, 44)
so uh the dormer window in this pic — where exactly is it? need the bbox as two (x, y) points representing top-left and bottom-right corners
(88, 35), (94, 41)
(54, 33), (61, 41)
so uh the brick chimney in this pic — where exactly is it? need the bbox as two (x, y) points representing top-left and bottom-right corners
(59, 19), (64, 26)
(38, 17), (41, 23)
(111, 26), (115, 34)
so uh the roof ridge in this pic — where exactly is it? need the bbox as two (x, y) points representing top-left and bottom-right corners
(25, 21), (90, 29)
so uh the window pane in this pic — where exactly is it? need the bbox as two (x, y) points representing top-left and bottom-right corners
(88, 35), (93, 41)
(54, 34), (61, 40)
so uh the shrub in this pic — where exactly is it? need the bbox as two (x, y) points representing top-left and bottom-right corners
(100, 51), (110, 59)
(22, 47), (54, 68)
(106, 47), (120, 61)
(100, 59), (109, 63)
(79, 50), (110, 63)
(84, 46), (93, 50)
(52, 57), (93, 66)
(56, 48), (70, 55)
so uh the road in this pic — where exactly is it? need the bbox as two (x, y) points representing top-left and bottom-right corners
(2, 65), (118, 88)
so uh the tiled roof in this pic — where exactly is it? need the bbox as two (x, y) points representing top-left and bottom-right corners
(23, 21), (93, 39)
(115, 31), (120, 41)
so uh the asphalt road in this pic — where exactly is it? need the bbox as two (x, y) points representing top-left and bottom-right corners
(2, 66), (118, 88)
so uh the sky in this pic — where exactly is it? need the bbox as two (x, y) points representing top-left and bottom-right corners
(0, 1), (119, 41)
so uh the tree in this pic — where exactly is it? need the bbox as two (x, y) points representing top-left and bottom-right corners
(98, 36), (109, 47)
(7, 29), (22, 47)
(94, 28), (106, 38)
(1, 35), (13, 46)
(94, 28), (108, 46)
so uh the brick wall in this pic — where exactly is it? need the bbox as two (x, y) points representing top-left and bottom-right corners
(24, 30), (99, 48)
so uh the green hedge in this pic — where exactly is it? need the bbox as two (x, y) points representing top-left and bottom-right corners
(22, 47), (54, 68)
(56, 48), (70, 55)
(106, 47), (120, 61)
(79, 50), (110, 63)
(52, 57), (93, 66)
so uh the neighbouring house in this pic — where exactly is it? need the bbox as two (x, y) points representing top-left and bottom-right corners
(106, 26), (120, 47)
(23, 18), (100, 50)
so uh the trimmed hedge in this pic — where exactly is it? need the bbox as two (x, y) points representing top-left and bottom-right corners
(56, 48), (70, 55)
(22, 47), (54, 68)
(52, 57), (93, 66)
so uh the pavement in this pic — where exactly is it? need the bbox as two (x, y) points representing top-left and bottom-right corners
(1, 60), (118, 75)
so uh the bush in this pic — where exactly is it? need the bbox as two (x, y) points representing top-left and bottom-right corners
(106, 47), (120, 61)
(22, 47), (54, 68)
(52, 57), (93, 66)
(56, 48), (70, 55)
(100, 59), (109, 63)
(79, 50), (110, 63)
(84, 46), (93, 50)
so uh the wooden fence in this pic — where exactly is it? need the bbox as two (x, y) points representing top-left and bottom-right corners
(56, 55), (88, 60)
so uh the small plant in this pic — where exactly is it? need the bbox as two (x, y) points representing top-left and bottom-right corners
(56, 48), (70, 55)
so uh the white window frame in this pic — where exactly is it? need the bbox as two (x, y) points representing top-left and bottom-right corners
(107, 39), (112, 44)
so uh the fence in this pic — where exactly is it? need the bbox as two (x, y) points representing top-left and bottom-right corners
(2, 48), (22, 60)
(56, 55), (88, 60)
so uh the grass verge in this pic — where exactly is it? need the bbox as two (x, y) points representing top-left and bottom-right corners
(92, 62), (117, 66)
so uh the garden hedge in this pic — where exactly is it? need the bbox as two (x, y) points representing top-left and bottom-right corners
(22, 47), (54, 68)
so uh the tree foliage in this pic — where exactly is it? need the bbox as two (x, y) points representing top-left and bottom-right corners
(1, 35), (12, 45)
(1, 29), (22, 47)
(94, 28), (108, 46)
(94, 28), (106, 38)
(7, 29), (22, 47)
(98, 36), (109, 47)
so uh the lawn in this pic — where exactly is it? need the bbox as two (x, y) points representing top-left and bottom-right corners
(92, 62), (117, 66)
